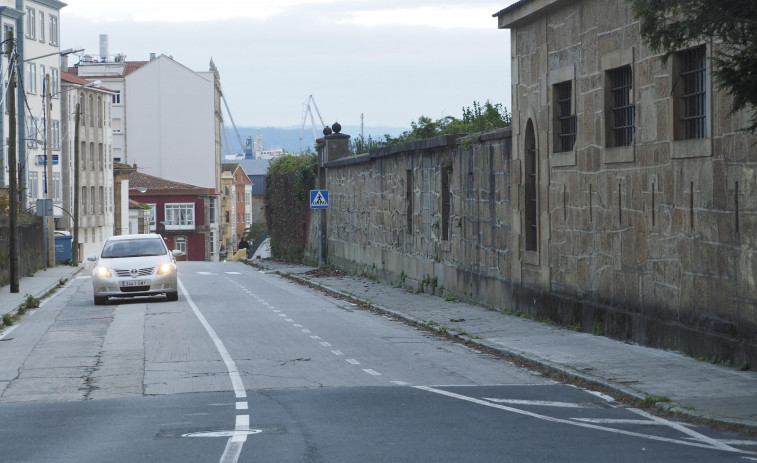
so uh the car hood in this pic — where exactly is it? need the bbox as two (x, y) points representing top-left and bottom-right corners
(95, 254), (174, 269)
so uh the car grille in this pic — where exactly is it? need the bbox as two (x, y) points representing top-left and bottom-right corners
(114, 267), (155, 277)
(120, 285), (151, 293)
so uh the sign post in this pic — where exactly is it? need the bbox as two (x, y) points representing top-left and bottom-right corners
(310, 190), (329, 267)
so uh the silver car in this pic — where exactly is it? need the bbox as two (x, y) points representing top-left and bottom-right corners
(87, 233), (183, 305)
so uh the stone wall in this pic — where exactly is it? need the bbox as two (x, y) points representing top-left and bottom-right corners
(314, 120), (757, 367)
(0, 217), (45, 287)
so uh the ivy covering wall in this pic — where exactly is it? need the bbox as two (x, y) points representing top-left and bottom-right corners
(264, 153), (317, 262)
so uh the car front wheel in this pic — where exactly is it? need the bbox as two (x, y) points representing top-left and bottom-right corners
(166, 291), (179, 302)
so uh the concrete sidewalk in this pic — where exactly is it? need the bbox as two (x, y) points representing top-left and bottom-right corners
(253, 259), (757, 432)
(0, 264), (83, 319)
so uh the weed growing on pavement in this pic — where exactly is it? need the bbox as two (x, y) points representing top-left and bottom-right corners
(639, 394), (671, 408)
(2, 313), (12, 326)
(23, 294), (40, 310)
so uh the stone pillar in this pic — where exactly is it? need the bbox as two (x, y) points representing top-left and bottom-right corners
(322, 122), (350, 163)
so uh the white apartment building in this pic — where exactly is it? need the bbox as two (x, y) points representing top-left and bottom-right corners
(0, 0), (65, 217)
(58, 70), (115, 259)
(73, 41), (224, 260)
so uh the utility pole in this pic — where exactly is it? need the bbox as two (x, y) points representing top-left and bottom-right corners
(73, 103), (80, 265)
(8, 31), (19, 293)
(45, 73), (54, 266)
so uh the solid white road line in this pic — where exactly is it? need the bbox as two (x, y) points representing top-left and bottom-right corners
(178, 278), (249, 463)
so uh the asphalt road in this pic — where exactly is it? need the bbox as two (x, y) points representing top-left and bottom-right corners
(0, 261), (754, 462)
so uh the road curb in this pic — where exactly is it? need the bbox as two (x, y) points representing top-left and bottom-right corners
(268, 267), (757, 433)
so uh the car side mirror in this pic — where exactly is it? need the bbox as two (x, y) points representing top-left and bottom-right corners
(86, 255), (97, 262)
(172, 250), (184, 258)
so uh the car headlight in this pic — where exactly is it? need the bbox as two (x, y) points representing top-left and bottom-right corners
(95, 266), (112, 278)
(157, 263), (174, 275)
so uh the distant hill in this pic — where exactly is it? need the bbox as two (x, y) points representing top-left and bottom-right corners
(221, 125), (407, 155)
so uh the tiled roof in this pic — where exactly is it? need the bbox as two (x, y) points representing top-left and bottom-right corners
(60, 70), (117, 93)
(127, 170), (216, 196)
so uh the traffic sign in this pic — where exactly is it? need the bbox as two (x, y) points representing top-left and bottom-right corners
(310, 190), (329, 209)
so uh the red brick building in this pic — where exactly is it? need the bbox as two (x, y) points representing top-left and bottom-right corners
(127, 169), (218, 261)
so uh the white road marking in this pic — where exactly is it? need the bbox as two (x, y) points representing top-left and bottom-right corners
(178, 278), (249, 463)
(363, 369), (381, 376)
(285, 319), (294, 322)
(197, 272), (214, 275)
(236, 402), (248, 410)
(0, 325), (18, 340)
(572, 418), (665, 425)
(332, 350), (344, 356)
(346, 359), (360, 365)
(225, 272), (242, 275)
(310, 335), (320, 340)
(628, 407), (744, 453)
(278, 313), (287, 317)
(414, 386), (755, 455)
(392, 381), (412, 386)
(320, 341), (332, 347)
(484, 398), (584, 408)
(293, 324), (303, 328)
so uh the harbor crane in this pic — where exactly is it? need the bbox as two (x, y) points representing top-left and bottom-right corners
(300, 94), (327, 141)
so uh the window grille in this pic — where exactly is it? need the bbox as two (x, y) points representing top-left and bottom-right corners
(680, 46), (706, 139)
(608, 66), (634, 147)
(555, 81), (577, 152)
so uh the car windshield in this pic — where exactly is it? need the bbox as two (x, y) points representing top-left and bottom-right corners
(101, 238), (167, 258)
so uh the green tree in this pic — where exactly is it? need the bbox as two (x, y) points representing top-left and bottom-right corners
(628, 0), (757, 131)
(349, 100), (511, 154)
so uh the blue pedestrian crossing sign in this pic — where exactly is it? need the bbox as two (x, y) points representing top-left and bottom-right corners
(310, 190), (329, 209)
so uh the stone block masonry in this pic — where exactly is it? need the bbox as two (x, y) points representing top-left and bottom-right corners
(311, 124), (757, 369)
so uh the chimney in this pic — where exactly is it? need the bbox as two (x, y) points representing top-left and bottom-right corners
(99, 34), (109, 60)
(150, 53), (156, 60)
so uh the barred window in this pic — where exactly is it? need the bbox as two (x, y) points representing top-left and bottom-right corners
(607, 65), (634, 147)
(678, 45), (706, 139)
(554, 81), (577, 152)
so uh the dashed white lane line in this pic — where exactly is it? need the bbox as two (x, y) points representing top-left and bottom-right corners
(310, 335), (320, 340)
(293, 324), (303, 328)
(346, 359), (360, 365)
(363, 369), (381, 376)
(320, 341), (332, 347)
(331, 350), (344, 356)
(303, 329), (312, 334)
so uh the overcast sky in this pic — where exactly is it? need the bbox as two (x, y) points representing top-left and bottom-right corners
(61, 1), (515, 131)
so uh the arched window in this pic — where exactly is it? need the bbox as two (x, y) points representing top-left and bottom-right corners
(524, 119), (538, 252)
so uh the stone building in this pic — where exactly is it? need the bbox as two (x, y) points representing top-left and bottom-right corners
(310, 1), (757, 367)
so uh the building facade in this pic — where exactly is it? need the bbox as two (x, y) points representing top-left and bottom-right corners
(72, 45), (224, 260)
(0, 0), (65, 215)
(220, 163), (252, 253)
(58, 71), (115, 260)
(127, 169), (218, 261)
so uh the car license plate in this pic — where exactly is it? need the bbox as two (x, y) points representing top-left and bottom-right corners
(121, 280), (148, 287)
